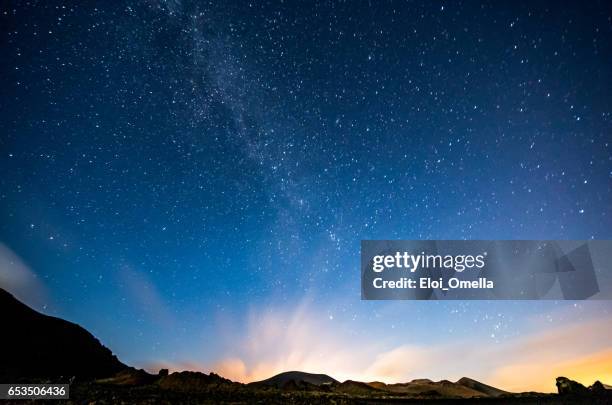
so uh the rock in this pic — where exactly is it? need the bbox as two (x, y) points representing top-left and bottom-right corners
(590, 381), (607, 393)
(556, 377), (589, 395)
(97, 368), (156, 386)
(156, 371), (236, 392)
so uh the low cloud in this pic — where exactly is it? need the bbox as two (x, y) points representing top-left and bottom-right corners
(206, 301), (612, 392)
(209, 301), (380, 383)
(486, 318), (612, 392)
(0, 243), (48, 309)
(117, 264), (176, 329)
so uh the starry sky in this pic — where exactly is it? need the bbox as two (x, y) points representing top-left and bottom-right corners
(1, 0), (612, 392)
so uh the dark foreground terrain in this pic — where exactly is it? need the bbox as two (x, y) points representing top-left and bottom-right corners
(2, 288), (611, 404)
(4, 376), (612, 405)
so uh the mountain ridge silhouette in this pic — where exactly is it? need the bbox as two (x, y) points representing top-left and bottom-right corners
(2, 287), (611, 403)
(0, 287), (126, 381)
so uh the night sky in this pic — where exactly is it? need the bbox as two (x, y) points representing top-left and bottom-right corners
(1, 1), (612, 392)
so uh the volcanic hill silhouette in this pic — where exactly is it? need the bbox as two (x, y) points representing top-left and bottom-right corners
(252, 372), (511, 398)
(0, 288), (126, 381)
(252, 371), (339, 388)
(361, 377), (508, 398)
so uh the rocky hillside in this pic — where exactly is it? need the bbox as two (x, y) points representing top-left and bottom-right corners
(0, 288), (126, 381)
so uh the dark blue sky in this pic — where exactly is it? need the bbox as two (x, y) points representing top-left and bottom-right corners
(1, 0), (611, 390)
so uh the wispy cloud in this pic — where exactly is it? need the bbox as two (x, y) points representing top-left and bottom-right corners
(0, 243), (48, 310)
(209, 301), (379, 383)
(487, 318), (612, 392)
(203, 301), (612, 392)
(118, 264), (176, 329)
